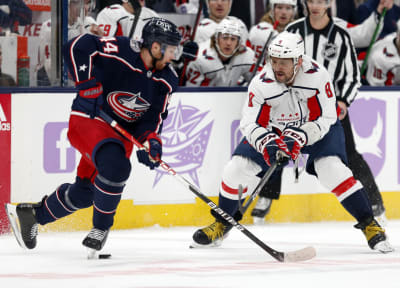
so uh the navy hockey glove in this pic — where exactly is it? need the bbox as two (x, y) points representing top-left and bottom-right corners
(281, 127), (307, 161)
(182, 40), (199, 61)
(75, 78), (103, 118)
(136, 132), (162, 170)
(259, 132), (291, 166)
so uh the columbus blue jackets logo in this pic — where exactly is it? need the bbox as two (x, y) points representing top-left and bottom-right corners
(153, 101), (213, 188)
(107, 91), (150, 122)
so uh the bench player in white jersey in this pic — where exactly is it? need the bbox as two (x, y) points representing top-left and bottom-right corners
(185, 18), (255, 87)
(366, 20), (400, 86)
(195, 0), (249, 45)
(96, 0), (158, 41)
(191, 32), (394, 253)
(249, 0), (297, 63)
(36, 0), (101, 85)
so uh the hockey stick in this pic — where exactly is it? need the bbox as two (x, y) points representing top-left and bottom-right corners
(360, 8), (387, 76)
(99, 110), (316, 262)
(179, 0), (204, 86)
(249, 20), (279, 80)
(237, 151), (288, 217)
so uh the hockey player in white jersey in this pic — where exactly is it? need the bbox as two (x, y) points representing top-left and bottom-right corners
(191, 32), (394, 253)
(194, 0), (249, 45)
(366, 20), (400, 86)
(185, 18), (255, 86)
(36, 0), (101, 85)
(96, 0), (158, 41)
(249, 0), (297, 62)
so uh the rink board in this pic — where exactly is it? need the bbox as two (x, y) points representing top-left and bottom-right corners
(1, 87), (400, 231)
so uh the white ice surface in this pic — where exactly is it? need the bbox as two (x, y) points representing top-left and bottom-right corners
(1, 221), (399, 288)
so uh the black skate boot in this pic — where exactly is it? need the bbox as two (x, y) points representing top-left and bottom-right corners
(354, 217), (394, 253)
(191, 220), (232, 247)
(5, 202), (40, 249)
(251, 197), (272, 224)
(83, 228), (109, 258)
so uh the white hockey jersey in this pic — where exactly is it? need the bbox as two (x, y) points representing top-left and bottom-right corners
(366, 33), (400, 86)
(37, 17), (96, 77)
(185, 40), (255, 87)
(194, 16), (249, 45)
(241, 55), (338, 152)
(334, 12), (382, 48)
(96, 4), (159, 41)
(248, 22), (278, 65)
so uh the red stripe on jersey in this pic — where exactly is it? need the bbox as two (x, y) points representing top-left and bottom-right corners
(200, 77), (211, 86)
(332, 177), (357, 197)
(307, 93), (321, 121)
(115, 23), (123, 36)
(385, 71), (394, 86)
(221, 181), (247, 195)
(256, 104), (271, 128)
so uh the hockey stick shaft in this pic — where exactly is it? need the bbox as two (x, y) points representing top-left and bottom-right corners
(179, 0), (204, 86)
(360, 8), (387, 76)
(99, 110), (314, 262)
(249, 20), (279, 80)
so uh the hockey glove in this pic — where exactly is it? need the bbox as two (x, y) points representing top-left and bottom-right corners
(75, 78), (103, 118)
(259, 132), (291, 166)
(136, 132), (162, 170)
(182, 40), (199, 61)
(281, 127), (307, 161)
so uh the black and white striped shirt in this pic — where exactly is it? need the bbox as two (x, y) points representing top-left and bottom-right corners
(286, 17), (361, 106)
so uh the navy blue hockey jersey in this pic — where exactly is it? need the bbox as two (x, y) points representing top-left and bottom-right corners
(64, 34), (178, 140)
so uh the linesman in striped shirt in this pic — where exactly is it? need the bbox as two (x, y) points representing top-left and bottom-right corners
(286, 0), (387, 222)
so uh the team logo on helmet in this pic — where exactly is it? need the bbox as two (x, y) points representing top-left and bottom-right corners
(321, 43), (338, 60)
(107, 91), (150, 122)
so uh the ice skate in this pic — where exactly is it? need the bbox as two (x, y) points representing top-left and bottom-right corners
(82, 228), (109, 259)
(251, 197), (272, 225)
(355, 217), (394, 253)
(5, 203), (39, 249)
(190, 220), (232, 248)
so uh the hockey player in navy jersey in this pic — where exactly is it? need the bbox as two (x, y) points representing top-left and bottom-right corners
(5, 17), (181, 256)
(191, 32), (394, 253)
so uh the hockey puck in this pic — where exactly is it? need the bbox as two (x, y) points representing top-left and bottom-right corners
(98, 254), (112, 259)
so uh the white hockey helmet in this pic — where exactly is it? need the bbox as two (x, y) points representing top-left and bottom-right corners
(268, 31), (304, 60)
(268, 31), (304, 83)
(214, 18), (241, 58)
(270, 0), (297, 8)
(269, 0), (298, 22)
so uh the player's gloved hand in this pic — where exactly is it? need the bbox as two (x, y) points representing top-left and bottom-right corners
(182, 40), (199, 61)
(281, 127), (307, 161)
(75, 78), (103, 119)
(258, 132), (291, 166)
(136, 132), (162, 170)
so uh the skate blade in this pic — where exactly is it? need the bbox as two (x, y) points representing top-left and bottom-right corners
(5, 204), (27, 250)
(252, 217), (265, 225)
(374, 240), (395, 254)
(189, 239), (223, 249)
(86, 248), (98, 259)
(283, 246), (317, 262)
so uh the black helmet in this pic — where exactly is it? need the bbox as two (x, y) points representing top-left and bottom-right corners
(142, 17), (182, 49)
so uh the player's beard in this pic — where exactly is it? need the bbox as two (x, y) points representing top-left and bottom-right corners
(274, 70), (294, 84)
